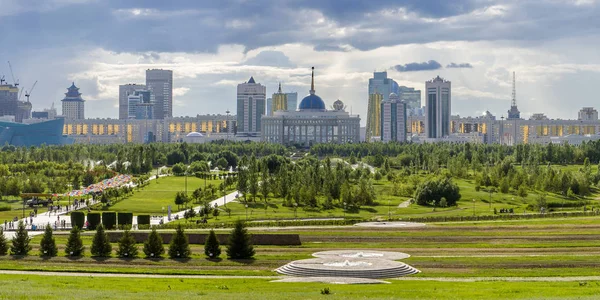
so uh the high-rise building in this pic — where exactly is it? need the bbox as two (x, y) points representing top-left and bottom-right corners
(425, 76), (451, 138)
(368, 71), (399, 102)
(381, 93), (407, 142)
(236, 76), (266, 135)
(0, 83), (19, 121)
(146, 69), (173, 119)
(61, 82), (85, 120)
(578, 107), (598, 121)
(271, 83), (288, 114)
(128, 89), (154, 119)
(119, 84), (146, 119)
(366, 92), (383, 141)
(266, 98), (272, 116)
(286, 92), (298, 111)
(398, 86), (422, 110)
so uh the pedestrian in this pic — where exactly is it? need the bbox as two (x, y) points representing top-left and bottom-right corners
(3, 220), (6, 228)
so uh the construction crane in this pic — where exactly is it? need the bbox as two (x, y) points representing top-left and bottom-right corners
(25, 80), (37, 103)
(7, 61), (19, 87)
(0, 75), (5, 85)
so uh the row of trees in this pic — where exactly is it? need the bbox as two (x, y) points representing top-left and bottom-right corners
(4, 220), (254, 260)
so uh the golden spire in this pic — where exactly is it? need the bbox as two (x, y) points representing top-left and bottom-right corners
(310, 66), (315, 95)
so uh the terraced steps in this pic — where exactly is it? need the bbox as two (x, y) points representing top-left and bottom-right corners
(276, 258), (420, 279)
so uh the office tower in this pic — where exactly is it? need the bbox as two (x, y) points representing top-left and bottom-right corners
(507, 72), (521, 119)
(119, 84), (146, 119)
(425, 76), (451, 138)
(398, 86), (422, 110)
(236, 76), (266, 135)
(146, 69), (173, 119)
(286, 92), (298, 111)
(127, 89), (154, 120)
(271, 83), (288, 114)
(366, 92), (383, 141)
(381, 93), (407, 142)
(368, 71), (399, 102)
(0, 83), (18, 120)
(578, 107), (598, 121)
(266, 98), (273, 116)
(61, 82), (85, 120)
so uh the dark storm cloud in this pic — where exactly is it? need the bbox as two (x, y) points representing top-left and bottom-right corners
(393, 60), (442, 72)
(447, 63), (473, 68)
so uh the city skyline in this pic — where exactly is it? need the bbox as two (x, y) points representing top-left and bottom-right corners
(1, 1), (600, 124)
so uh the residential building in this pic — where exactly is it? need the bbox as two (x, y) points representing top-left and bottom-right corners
(119, 84), (146, 119)
(578, 107), (598, 121)
(146, 69), (172, 119)
(398, 86), (422, 110)
(286, 92), (298, 111)
(266, 98), (273, 116)
(236, 76), (266, 136)
(0, 83), (19, 121)
(425, 76), (451, 138)
(381, 93), (407, 142)
(61, 82), (85, 120)
(366, 92), (383, 141)
(368, 71), (399, 102)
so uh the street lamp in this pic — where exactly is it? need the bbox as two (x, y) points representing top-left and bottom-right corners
(226, 110), (231, 140)
(343, 202), (346, 218)
(472, 199), (476, 217)
(388, 199), (391, 220)
(245, 204), (248, 221)
(293, 203), (298, 219)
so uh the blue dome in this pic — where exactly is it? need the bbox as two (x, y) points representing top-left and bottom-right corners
(299, 94), (326, 110)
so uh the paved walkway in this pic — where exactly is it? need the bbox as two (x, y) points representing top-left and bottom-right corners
(398, 200), (411, 208)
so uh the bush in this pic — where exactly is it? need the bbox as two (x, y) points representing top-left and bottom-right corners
(87, 213), (101, 230)
(204, 229), (221, 259)
(65, 226), (84, 257)
(90, 224), (112, 257)
(102, 212), (117, 230)
(116, 229), (138, 258)
(137, 215), (150, 226)
(0, 204), (11, 212)
(168, 225), (190, 259)
(39, 224), (57, 257)
(10, 221), (31, 256)
(414, 177), (461, 206)
(118, 212), (133, 227)
(70, 212), (85, 229)
(0, 228), (8, 255)
(143, 228), (165, 258)
(226, 220), (254, 259)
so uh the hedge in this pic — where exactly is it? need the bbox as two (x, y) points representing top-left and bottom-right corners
(70, 212), (85, 229)
(87, 213), (101, 230)
(137, 215), (150, 226)
(118, 212), (133, 226)
(102, 212), (117, 229)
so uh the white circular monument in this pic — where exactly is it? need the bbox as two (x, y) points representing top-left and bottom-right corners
(353, 221), (426, 228)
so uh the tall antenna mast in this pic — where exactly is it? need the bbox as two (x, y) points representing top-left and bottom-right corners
(507, 71), (520, 120)
(511, 71), (516, 107)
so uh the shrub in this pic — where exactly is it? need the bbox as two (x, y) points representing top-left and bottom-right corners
(204, 229), (221, 259)
(70, 212), (85, 229)
(118, 212), (133, 227)
(226, 220), (254, 259)
(102, 212), (117, 230)
(0, 227), (8, 255)
(414, 177), (461, 206)
(116, 229), (138, 258)
(321, 287), (331, 295)
(137, 215), (150, 226)
(65, 226), (84, 257)
(0, 204), (11, 212)
(143, 228), (164, 258)
(168, 225), (190, 259)
(10, 221), (31, 256)
(87, 213), (101, 230)
(39, 224), (57, 257)
(90, 224), (112, 257)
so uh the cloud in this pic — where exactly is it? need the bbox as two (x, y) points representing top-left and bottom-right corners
(392, 60), (442, 72)
(447, 63), (473, 68)
(243, 51), (296, 68)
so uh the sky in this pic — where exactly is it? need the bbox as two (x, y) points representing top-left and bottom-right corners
(1, 0), (600, 124)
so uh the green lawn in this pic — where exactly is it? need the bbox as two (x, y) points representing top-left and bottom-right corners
(108, 176), (225, 214)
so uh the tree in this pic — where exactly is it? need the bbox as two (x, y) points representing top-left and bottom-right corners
(517, 185), (528, 201)
(40, 224), (58, 257)
(216, 157), (228, 170)
(143, 228), (165, 258)
(90, 224), (112, 257)
(414, 177), (461, 206)
(0, 227), (8, 255)
(116, 229), (138, 258)
(65, 226), (85, 257)
(226, 220), (255, 259)
(171, 162), (185, 175)
(82, 172), (95, 187)
(168, 225), (190, 259)
(174, 191), (188, 210)
(204, 229), (221, 259)
(11, 221), (31, 256)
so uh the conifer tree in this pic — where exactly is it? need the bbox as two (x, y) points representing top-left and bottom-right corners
(204, 229), (221, 259)
(65, 226), (84, 257)
(143, 228), (164, 258)
(0, 227), (8, 255)
(40, 224), (57, 257)
(116, 229), (138, 258)
(168, 225), (190, 259)
(10, 221), (31, 256)
(91, 224), (112, 257)
(226, 220), (254, 259)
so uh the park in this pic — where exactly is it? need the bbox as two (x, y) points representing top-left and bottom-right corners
(0, 142), (599, 298)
